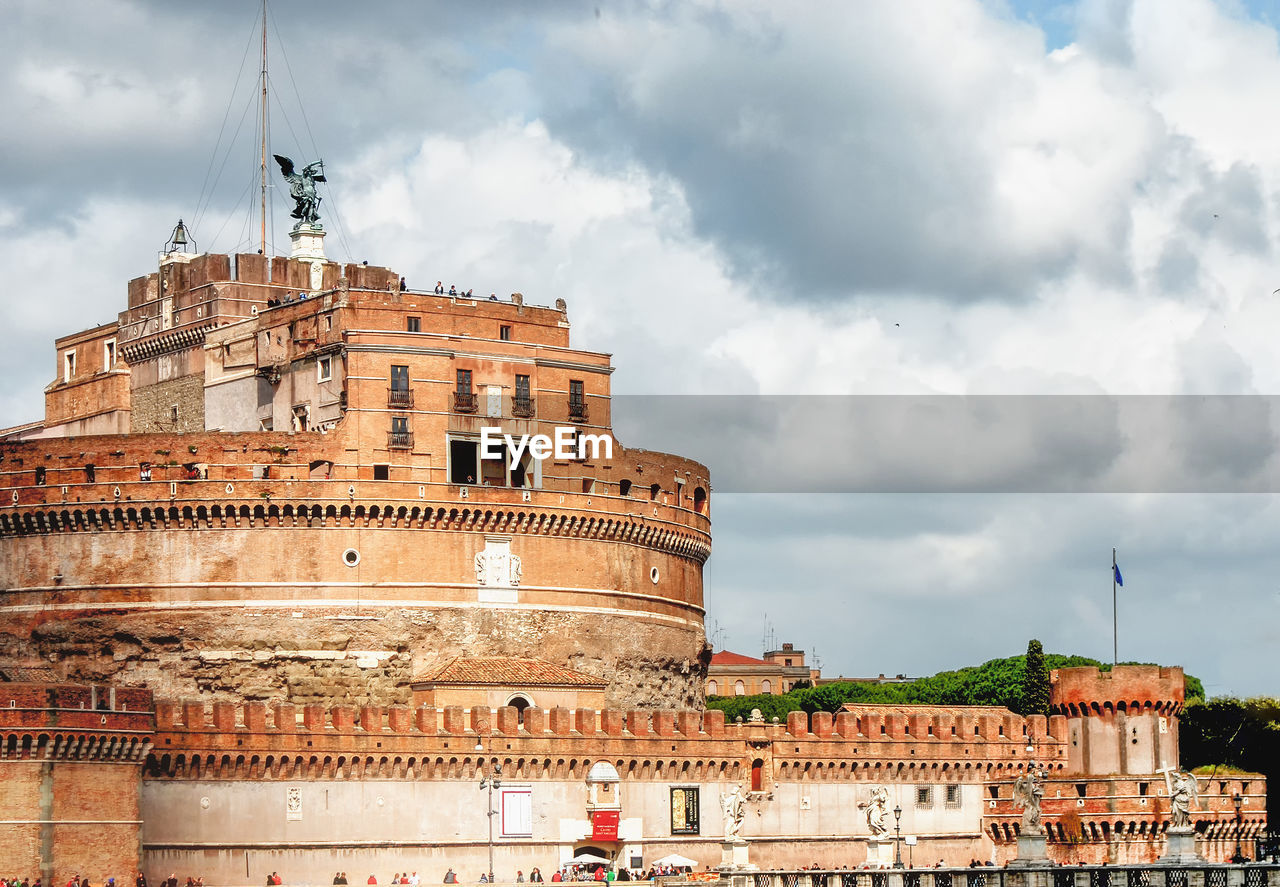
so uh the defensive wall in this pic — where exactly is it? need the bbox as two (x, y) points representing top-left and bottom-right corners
(0, 671), (1266, 884)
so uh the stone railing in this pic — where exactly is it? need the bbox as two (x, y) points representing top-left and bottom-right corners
(721, 864), (1280, 887)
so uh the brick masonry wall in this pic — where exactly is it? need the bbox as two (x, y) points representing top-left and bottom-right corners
(52, 762), (142, 882)
(0, 762), (43, 878)
(131, 375), (207, 434)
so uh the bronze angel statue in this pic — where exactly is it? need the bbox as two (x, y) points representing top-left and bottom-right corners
(1012, 765), (1046, 835)
(274, 154), (326, 229)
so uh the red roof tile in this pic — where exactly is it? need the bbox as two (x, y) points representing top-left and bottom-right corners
(412, 657), (608, 688)
(710, 650), (771, 666)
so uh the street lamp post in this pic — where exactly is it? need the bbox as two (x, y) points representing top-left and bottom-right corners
(479, 753), (503, 882)
(893, 804), (904, 869)
(1231, 793), (1246, 864)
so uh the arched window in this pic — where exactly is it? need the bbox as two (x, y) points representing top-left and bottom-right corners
(761, 679), (772, 694)
(693, 486), (707, 515)
(619, 479), (632, 496)
(508, 695), (533, 725)
(751, 758), (765, 792)
(734, 680), (745, 696)
(706, 680), (718, 696)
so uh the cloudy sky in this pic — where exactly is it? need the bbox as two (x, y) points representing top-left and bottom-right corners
(3, 0), (1280, 697)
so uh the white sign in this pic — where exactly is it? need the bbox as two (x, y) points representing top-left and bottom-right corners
(481, 427), (613, 462)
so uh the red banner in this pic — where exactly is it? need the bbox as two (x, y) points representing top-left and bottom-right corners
(591, 809), (620, 841)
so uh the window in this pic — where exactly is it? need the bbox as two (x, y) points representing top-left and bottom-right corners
(1076, 783), (1087, 798)
(84, 464), (95, 483)
(734, 680), (745, 696)
(389, 365), (412, 408)
(103, 339), (116, 370)
(373, 464), (390, 480)
(751, 759), (765, 792)
(171, 405), (180, 425)
(389, 417), (411, 450)
(988, 786), (1000, 799)
(916, 787), (933, 807)
(501, 788), (532, 838)
(513, 374), (533, 417)
(706, 680), (718, 695)
(761, 680), (772, 694)
(63, 351), (76, 382)
(569, 379), (586, 419)
(450, 438), (479, 484)
(407, 316), (421, 332)
(1139, 782), (1149, 796)
(619, 479), (632, 496)
(670, 787), (700, 835)
(34, 466), (46, 486)
(318, 356), (332, 381)
(945, 785), (961, 807)
(784, 659), (793, 666)
(454, 369), (477, 412)
(325, 314), (333, 331)
(500, 325), (511, 340)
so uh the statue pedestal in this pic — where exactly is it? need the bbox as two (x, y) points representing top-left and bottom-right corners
(289, 225), (327, 291)
(1007, 834), (1049, 867)
(719, 840), (756, 871)
(866, 838), (895, 869)
(1159, 829), (1203, 864)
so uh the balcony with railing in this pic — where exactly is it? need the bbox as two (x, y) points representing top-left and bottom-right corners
(388, 387), (414, 409)
(388, 431), (414, 450)
(568, 397), (588, 422)
(512, 395), (535, 418)
(453, 391), (478, 413)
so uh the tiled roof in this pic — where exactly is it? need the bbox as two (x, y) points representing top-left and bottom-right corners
(710, 650), (772, 666)
(413, 657), (608, 688)
(840, 703), (1016, 717)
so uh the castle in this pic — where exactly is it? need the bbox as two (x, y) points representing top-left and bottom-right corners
(0, 230), (1266, 882)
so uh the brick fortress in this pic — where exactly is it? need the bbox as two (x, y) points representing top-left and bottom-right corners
(0, 236), (1266, 881)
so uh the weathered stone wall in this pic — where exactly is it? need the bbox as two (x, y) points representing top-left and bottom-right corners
(3, 607), (706, 709)
(131, 373), (206, 433)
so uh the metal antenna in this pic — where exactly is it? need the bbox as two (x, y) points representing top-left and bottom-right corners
(258, 0), (268, 254)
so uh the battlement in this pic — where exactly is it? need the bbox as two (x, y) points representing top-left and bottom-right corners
(1050, 665), (1185, 716)
(154, 699), (1075, 742)
(145, 700), (1073, 783)
(0, 684), (156, 760)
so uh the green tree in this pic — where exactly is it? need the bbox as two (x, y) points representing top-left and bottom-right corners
(1019, 639), (1051, 717)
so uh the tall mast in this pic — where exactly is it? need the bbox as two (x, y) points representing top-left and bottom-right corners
(258, 0), (268, 254)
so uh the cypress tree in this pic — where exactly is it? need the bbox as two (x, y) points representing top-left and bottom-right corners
(1021, 638), (1051, 717)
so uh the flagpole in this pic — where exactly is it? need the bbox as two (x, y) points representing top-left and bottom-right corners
(1112, 547), (1118, 668)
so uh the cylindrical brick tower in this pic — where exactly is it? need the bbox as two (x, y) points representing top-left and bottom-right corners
(1049, 665), (1185, 776)
(0, 253), (712, 709)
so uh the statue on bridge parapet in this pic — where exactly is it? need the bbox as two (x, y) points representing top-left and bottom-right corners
(1162, 767), (1202, 831)
(1013, 763), (1047, 835)
(722, 783), (746, 842)
(859, 785), (889, 836)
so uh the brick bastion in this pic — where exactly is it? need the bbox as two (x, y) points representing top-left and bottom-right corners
(0, 428), (711, 709)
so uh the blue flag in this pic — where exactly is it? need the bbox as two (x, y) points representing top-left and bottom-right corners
(1113, 563), (1123, 587)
